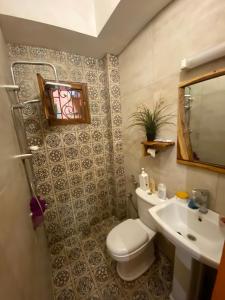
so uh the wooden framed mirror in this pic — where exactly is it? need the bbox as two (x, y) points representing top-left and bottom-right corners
(177, 68), (225, 174)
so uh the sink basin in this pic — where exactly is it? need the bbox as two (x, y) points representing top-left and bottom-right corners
(149, 198), (225, 268)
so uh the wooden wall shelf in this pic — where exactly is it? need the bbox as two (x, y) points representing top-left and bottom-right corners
(141, 141), (175, 156)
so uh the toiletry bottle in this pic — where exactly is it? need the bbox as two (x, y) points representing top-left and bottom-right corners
(188, 190), (199, 209)
(158, 183), (167, 200)
(139, 168), (150, 191)
(149, 177), (156, 193)
(176, 191), (189, 202)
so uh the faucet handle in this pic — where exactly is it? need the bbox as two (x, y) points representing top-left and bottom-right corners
(192, 188), (209, 201)
(192, 189), (209, 214)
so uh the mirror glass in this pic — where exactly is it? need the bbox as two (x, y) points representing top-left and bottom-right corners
(177, 70), (225, 173)
(184, 75), (225, 166)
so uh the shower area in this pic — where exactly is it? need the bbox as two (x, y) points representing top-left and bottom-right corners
(7, 44), (127, 298)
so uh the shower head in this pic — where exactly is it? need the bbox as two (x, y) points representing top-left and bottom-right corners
(45, 81), (72, 88)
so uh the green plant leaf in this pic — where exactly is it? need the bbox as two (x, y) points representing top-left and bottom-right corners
(128, 99), (175, 138)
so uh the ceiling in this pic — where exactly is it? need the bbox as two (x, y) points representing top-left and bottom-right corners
(0, 0), (173, 58)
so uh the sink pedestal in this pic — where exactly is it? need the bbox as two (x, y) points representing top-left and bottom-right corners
(170, 247), (204, 300)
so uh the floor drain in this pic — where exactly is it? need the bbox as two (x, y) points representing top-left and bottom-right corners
(187, 234), (196, 241)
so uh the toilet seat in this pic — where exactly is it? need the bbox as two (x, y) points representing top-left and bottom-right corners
(106, 219), (155, 260)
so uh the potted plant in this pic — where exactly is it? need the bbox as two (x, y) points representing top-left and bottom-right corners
(129, 99), (175, 141)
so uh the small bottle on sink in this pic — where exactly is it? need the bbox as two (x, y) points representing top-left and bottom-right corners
(188, 190), (199, 209)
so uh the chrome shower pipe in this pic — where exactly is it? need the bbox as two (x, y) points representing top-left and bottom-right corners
(45, 81), (72, 88)
(14, 153), (33, 159)
(11, 99), (40, 149)
(11, 61), (59, 103)
(11, 61), (58, 85)
(11, 104), (27, 153)
(11, 103), (38, 199)
(12, 98), (40, 142)
(0, 84), (20, 91)
(12, 99), (41, 109)
(24, 98), (41, 104)
(9, 62), (52, 215)
(11, 104), (32, 195)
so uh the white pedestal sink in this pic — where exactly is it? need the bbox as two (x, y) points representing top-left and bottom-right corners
(149, 197), (225, 300)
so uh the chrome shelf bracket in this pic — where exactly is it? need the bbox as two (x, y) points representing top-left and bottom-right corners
(0, 84), (20, 91)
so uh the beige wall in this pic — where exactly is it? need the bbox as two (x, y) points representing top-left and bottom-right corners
(0, 28), (52, 300)
(119, 0), (225, 216)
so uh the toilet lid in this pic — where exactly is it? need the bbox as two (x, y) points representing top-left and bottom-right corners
(106, 219), (148, 256)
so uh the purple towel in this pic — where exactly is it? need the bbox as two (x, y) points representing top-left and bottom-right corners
(30, 196), (47, 229)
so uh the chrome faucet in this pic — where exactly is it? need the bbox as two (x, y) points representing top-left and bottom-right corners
(192, 189), (209, 214)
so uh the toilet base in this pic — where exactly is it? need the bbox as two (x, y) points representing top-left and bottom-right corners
(116, 242), (155, 281)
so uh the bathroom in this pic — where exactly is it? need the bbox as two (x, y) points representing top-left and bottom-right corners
(0, 0), (225, 299)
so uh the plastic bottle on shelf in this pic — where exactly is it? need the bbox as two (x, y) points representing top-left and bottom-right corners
(139, 168), (150, 191)
(149, 176), (156, 193)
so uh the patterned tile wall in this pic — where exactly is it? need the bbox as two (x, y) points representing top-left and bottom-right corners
(105, 54), (127, 219)
(8, 44), (127, 238)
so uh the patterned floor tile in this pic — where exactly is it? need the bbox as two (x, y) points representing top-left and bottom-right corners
(100, 281), (126, 300)
(64, 235), (81, 248)
(129, 287), (151, 300)
(53, 269), (71, 288)
(76, 289), (101, 300)
(65, 246), (82, 262)
(74, 274), (97, 297)
(116, 275), (142, 293)
(50, 216), (172, 300)
(147, 275), (167, 299)
(50, 242), (65, 256)
(51, 255), (68, 270)
(71, 259), (89, 277)
(93, 263), (114, 285)
(55, 286), (76, 300)
(88, 250), (105, 268)
(81, 238), (98, 253)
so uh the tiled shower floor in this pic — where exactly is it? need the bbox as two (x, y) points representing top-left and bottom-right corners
(49, 216), (173, 300)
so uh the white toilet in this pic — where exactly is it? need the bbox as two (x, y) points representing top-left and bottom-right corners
(106, 187), (165, 281)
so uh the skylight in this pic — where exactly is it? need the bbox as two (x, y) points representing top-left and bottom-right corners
(0, 0), (121, 37)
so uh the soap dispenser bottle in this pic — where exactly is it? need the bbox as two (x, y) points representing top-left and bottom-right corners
(188, 189), (199, 209)
(139, 168), (150, 191)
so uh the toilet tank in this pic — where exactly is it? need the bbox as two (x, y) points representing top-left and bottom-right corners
(135, 188), (165, 230)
